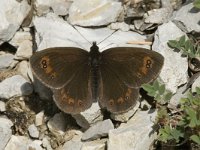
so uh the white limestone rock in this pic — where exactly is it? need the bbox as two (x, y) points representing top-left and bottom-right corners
(108, 110), (157, 150)
(15, 40), (33, 60)
(81, 140), (106, 150)
(144, 7), (173, 24)
(82, 119), (114, 141)
(0, 101), (6, 112)
(10, 31), (32, 47)
(173, 2), (200, 33)
(152, 21), (188, 93)
(72, 102), (103, 129)
(0, 54), (14, 70)
(68, 0), (123, 26)
(0, 75), (33, 99)
(47, 112), (67, 136)
(28, 124), (40, 138)
(0, 0), (31, 44)
(60, 131), (83, 150)
(110, 100), (140, 122)
(0, 117), (13, 150)
(35, 0), (72, 16)
(5, 135), (31, 150)
(35, 111), (45, 126)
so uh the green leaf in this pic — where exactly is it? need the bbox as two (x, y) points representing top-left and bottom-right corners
(170, 128), (184, 142)
(179, 35), (186, 47)
(142, 84), (153, 91)
(164, 92), (173, 101)
(190, 135), (200, 145)
(168, 40), (178, 48)
(185, 40), (190, 51)
(159, 84), (165, 95)
(186, 107), (198, 127)
(153, 80), (160, 90)
(194, 0), (200, 9)
(148, 91), (156, 97)
(196, 87), (200, 95)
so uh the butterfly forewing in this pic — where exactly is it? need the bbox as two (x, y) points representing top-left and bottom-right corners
(30, 47), (89, 89)
(101, 47), (164, 88)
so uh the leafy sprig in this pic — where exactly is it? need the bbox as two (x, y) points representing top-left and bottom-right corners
(194, 0), (200, 9)
(168, 35), (200, 58)
(143, 79), (200, 146)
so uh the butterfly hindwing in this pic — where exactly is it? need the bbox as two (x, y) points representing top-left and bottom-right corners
(30, 47), (89, 89)
(52, 63), (93, 114)
(99, 65), (140, 113)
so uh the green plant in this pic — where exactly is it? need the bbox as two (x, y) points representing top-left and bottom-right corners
(143, 80), (200, 146)
(194, 0), (200, 9)
(168, 35), (200, 58)
(142, 80), (173, 105)
(178, 87), (200, 145)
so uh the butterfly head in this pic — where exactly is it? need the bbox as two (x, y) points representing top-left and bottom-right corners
(90, 41), (100, 54)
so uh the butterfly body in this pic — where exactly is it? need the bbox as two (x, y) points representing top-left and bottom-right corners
(30, 42), (164, 114)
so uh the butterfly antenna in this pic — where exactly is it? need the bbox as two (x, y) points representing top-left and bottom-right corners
(97, 29), (118, 45)
(72, 25), (92, 45)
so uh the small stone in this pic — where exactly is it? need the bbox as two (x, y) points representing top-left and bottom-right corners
(15, 40), (33, 60)
(81, 139), (106, 150)
(5, 135), (31, 150)
(192, 75), (200, 93)
(0, 54), (14, 70)
(0, 117), (13, 150)
(35, 110), (44, 126)
(72, 102), (103, 129)
(68, 0), (123, 26)
(10, 31), (32, 47)
(28, 124), (40, 138)
(110, 101), (140, 122)
(35, 0), (72, 16)
(32, 77), (53, 100)
(61, 132), (83, 150)
(28, 140), (44, 150)
(0, 75), (33, 99)
(17, 60), (30, 80)
(47, 112), (67, 136)
(144, 7), (173, 24)
(0, 101), (6, 112)
(42, 137), (53, 150)
(82, 119), (114, 141)
(50, 0), (72, 16)
(108, 110), (157, 150)
(0, 0), (31, 44)
(109, 22), (130, 31)
(173, 3), (200, 33)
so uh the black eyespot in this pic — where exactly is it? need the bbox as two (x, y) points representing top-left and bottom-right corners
(146, 60), (152, 68)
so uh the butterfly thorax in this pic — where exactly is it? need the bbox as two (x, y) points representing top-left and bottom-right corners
(89, 42), (101, 67)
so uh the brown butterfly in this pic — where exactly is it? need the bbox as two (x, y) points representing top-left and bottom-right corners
(30, 42), (164, 114)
